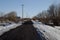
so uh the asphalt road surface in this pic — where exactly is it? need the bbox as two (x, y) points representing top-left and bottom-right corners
(0, 21), (46, 40)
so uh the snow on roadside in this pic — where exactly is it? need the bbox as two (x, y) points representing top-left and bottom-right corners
(32, 20), (60, 40)
(0, 23), (22, 36)
(55, 26), (60, 30)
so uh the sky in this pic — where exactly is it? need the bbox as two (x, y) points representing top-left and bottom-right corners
(0, 0), (60, 18)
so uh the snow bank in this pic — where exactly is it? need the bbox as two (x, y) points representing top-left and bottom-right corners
(32, 20), (60, 40)
(55, 26), (60, 30)
(0, 23), (22, 36)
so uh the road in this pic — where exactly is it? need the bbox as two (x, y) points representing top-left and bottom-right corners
(0, 21), (46, 40)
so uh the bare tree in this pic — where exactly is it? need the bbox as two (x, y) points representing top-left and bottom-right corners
(47, 4), (55, 17)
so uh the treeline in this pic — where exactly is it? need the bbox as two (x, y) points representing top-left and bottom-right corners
(0, 11), (20, 23)
(34, 3), (60, 26)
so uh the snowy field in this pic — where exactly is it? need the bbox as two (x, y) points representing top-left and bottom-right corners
(0, 23), (22, 36)
(32, 20), (60, 40)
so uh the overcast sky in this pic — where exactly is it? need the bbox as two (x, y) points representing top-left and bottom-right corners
(0, 0), (60, 18)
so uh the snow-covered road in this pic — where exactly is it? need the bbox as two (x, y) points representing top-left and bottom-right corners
(32, 20), (60, 40)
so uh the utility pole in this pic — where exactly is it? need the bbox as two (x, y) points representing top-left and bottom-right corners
(26, 12), (28, 18)
(22, 4), (24, 19)
(21, 4), (24, 23)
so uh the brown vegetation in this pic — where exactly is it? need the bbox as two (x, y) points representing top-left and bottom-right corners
(34, 4), (60, 26)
